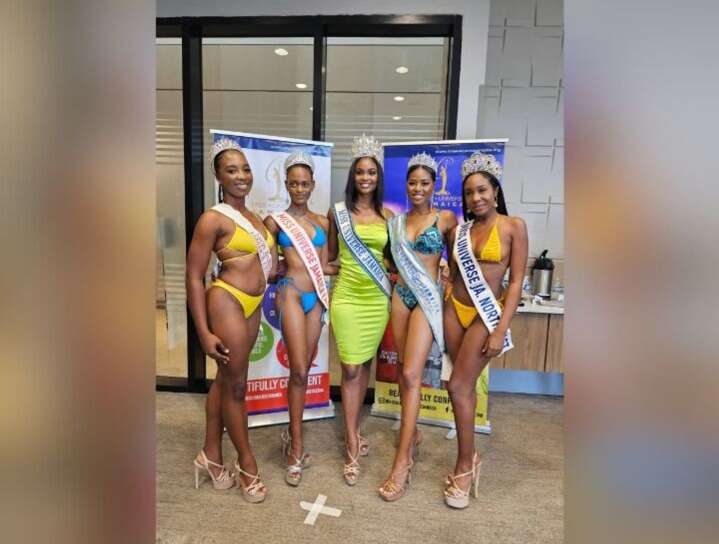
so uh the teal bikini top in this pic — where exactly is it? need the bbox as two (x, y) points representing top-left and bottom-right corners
(409, 214), (444, 255)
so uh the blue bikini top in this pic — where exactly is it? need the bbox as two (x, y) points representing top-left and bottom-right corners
(278, 222), (326, 248)
(409, 214), (444, 255)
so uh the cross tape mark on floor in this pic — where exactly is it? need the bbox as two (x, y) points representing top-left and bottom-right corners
(300, 494), (342, 525)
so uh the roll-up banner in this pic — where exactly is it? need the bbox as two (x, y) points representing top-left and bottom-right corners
(210, 130), (335, 427)
(373, 139), (508, 434)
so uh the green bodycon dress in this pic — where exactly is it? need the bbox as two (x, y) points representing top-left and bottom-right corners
(330, 222), (390, 364)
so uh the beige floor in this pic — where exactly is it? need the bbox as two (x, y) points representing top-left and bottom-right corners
(156, 392), (563, 543)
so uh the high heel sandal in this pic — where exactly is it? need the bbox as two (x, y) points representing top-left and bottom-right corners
(281, 428), (311, 486)
(378, 459), (414, 502)
(233, 459), (267, 503)
(444, 452), (482, 509)
(343, 444), (361, 486)
(193, 450), (234, 490)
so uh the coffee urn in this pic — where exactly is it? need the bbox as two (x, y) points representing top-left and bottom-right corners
(532, 249), (554, 299)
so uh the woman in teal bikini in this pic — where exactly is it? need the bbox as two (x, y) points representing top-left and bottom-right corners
(264, 151), (337, 486)
(379, 152), (457, 501)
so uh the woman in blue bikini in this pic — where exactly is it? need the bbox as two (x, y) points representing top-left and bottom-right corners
(264, 151), (337, 486)
(379, 152), (457, 501)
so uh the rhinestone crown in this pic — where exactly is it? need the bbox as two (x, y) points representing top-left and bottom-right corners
(209, 138), (243, 175)
(284, 150), (315, 174)
(351, 133), (383, 163)
(407, 152), (438, 173)
(461, 151), (503, 180)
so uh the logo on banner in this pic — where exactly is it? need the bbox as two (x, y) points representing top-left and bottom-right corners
(265, 156), (288, 203)
(262, 285), (281, 330)
(250, 322), (275, 362)
(276, 339), (318, 370)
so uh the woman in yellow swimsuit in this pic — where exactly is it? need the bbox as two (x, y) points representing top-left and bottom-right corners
(186, 138), (278, 503)
(443, 151), (528, 509)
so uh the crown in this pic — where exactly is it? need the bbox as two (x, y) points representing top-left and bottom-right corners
(284, 150), (315, 174)
(351, 133), (383, 163)
(209, 138), (243, 175)
(461, 151), (503, 180)
(407, 152), (438, 173)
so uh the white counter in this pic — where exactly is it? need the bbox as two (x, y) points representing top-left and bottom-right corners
(516, 298), (564, 315)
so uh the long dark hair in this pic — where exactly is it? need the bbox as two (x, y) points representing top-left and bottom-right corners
(461, 172), (508, 221)
(345, 156), (385, 217)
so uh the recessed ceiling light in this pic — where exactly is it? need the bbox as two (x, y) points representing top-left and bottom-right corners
(393, 95), (405, 102)
(309, 106), (313, 111)
(395, 66), (409, 74)
(296, 83), (308, 89)
(274, 48), (289, 56)
(392, 116), (402, 120)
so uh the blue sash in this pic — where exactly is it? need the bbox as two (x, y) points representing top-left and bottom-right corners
(388, 214), (445, 353)
(333, 202), (391, 298)
(454, 220), (513, 354)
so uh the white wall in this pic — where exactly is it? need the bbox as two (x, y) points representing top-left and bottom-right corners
(157, 0), (490, 140)
(477, 0), (564, 261)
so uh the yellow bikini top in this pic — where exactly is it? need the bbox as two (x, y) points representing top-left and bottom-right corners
(220, 225), (274, 261)
(477, 218), (503, 263)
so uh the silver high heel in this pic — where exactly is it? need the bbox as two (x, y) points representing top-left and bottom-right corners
(444, 452), (482, 509)
(193, 450), (234, 490)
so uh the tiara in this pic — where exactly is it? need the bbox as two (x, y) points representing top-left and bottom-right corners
(209, 138), (243, 175)
(407, 152), (438, 173)
(284, 150), (315, 174)
(351, 133), (383, 163)
(461, 151), (503, 180)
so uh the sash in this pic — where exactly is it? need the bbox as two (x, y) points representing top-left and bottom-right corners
(211, 203), (272, 281)
(270, 211), (330, 311)
(333, 202), (391, 298)
(453, 220), (513, 354)
(388, 214), (445, 353)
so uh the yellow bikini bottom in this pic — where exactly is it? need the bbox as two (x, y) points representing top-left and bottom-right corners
(211, 278), (263, 319)
(448, 290), (505, 329)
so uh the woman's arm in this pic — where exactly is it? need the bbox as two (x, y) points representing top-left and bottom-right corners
(317, 215), (338, 275)
(186, 212), (230, 364)
(263, 215), (283, 282)
(326, 208), (339, 263)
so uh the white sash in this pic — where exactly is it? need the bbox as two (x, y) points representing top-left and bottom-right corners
(271, 211), (330, 311)
(211, 203), (272, 281)
(333, 202), (391, 298)
(453, 220), (513, 354)
(389, 214), (445, 353)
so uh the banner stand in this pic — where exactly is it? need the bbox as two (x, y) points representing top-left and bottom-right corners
(369, 405), (492, 435)
(248, 401), (336, 429)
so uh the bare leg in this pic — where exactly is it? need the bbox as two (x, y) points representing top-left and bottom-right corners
(341, 359), (371, 463)
(383, 305), (433, 492)
(446, 320), (491, 490)
(208, 287), (263, 487)
(202, 370), (224, 478)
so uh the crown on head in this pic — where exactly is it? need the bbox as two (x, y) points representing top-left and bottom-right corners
(209, 138), (244, 175)
(407, 152), (438, 173)
(351, 133), (383, 163)
(284, 150), (315, 174)
(461, 151), (503, 180)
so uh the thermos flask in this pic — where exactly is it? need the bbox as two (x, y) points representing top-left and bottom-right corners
(532, 249), (554, 299)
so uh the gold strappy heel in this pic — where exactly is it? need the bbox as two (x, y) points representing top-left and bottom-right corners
(378, 459), (414, 502)
(281, 427), (311, 486)
(234, 459), (267, 503)
(358, 432), (370, 457)
(193, 450), (234, 490)
(444, 452), (482, 509)
(343, 445), (361, 486)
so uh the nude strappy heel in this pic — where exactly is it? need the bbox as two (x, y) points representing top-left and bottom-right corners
(234, 459), (267, 503)
(444, 452), (482, 509)
(343, 445), (361, 486)
(358, 432), (370, 457)
(193, 450), (234, 490)
(281, 427), (311, 486)
(378, 459), (414, 502)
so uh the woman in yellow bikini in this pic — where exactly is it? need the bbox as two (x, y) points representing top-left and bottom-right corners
(443, 151), (528, 509)
(263, 151), (337, 486)
(186, 138), (277, 503)
(327, 134), (394, 486)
